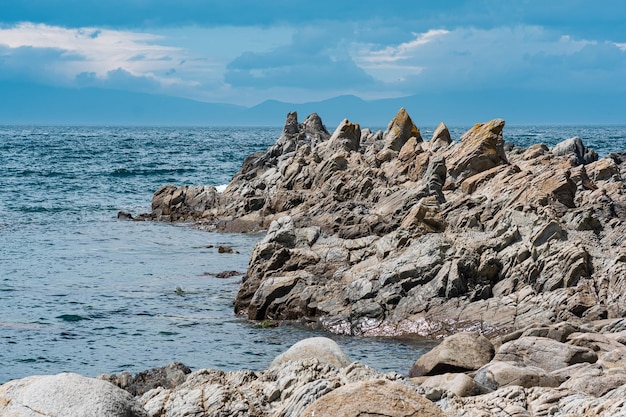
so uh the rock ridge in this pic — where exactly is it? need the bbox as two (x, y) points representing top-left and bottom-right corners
(137, 108), (625, 340)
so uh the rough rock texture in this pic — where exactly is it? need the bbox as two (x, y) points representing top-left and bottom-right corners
(139, 359), (408, 417)
(419, 321), (626, 416)
(0, 372), (148, 417)
(300, 379), (444, 417)
(7, 323), (626, 416)
(98, 362), (192, 396)
(138, 109), (626, 341)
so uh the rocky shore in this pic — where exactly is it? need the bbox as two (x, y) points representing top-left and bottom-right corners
(5, 109), (626, 416)
(4, 326), (626, 416)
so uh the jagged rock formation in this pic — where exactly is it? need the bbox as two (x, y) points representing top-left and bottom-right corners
(140, 108), (626, 338)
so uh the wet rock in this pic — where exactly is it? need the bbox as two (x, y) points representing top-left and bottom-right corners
(117, 211), (133, 220)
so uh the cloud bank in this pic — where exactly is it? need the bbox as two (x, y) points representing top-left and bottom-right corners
(0, 1), (624, 107)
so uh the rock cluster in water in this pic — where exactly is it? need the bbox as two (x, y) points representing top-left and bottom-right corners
(139, 109), (626, 339)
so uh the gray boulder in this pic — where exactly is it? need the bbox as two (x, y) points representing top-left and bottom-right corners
(552, 136), (598, 165)
(99, 361), (191, 396)
(474, 360), (560, 391)
(269, 337), (351, 369)
(494, 336), (598, 372)
(0, 373), (148, 417)
(418, 372), (478, 398)
(409, 332), (495, 377)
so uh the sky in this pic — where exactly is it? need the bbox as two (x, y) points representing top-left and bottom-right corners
(1, 0), (625, 110)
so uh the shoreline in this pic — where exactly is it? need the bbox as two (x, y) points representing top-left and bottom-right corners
(3, 110), (626, 415)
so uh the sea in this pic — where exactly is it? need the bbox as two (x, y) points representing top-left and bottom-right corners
(1, 124), (625, 384)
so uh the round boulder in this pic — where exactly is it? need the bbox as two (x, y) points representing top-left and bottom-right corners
(269, 337), (351, 369)
(300, 379), (443, 417)
(0, 373), (148, 417)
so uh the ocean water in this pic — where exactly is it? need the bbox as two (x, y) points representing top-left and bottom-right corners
(1, 124), (624, 384)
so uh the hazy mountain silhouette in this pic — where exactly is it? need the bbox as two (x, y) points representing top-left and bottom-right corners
(0, 81), (623, 127)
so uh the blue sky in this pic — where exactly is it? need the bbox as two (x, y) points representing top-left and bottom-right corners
(1, 0), (625, 107)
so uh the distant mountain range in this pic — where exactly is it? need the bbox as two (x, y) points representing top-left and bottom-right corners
(0, 81), (624, 127)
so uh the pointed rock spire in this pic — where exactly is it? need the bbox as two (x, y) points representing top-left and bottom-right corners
(384, 108), (422, 152)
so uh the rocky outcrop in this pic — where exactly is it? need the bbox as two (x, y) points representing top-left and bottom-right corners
(137, 109), (625, 341)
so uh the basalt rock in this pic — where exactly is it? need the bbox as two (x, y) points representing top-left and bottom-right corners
(138, 109), (625, 343)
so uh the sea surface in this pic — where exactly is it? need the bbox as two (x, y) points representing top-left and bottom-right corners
(1, 124), (625, 384)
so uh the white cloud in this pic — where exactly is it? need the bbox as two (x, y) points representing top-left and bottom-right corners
(616, 42), (626, 51)
(352, 25), (621, 91)
(0, 22), (193, 86)
(358, 29), (450, 64)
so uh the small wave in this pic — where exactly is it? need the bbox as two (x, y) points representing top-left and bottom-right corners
(17, 357), (55, 364)
(110, 167), (196, 177)
(18, 206), (67, 214)
(56, 314), (90, 322)
(215, 184), (228, 193)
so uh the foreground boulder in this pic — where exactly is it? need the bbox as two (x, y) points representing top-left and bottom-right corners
(138, 108), (626, 339)
(409, 332), (494, 377)
(300, 379), (443, 417)
(0, 373), (148, 417)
